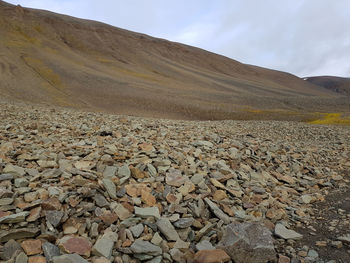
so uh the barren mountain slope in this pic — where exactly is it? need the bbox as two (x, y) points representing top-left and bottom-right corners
(306, 76), (350, 96)
(0, 1), (348, 119)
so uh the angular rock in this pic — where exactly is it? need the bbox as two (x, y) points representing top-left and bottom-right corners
(193, 249), (230, 263)
(42, 242), (61, 263)
(21, 239), (42, 256)
(274, 224), (303, 240)
(204, 198), (231, 224)
(156, 218), (179, 241)
(53, 254), (89, 263)
(1, 239), (23, 261)
(45, 210), (64, 227)
(0, 228), (40, 242)
(102, 178), (117, 199)
(130, 240), (162, 256)
(218, 222), (276, 263)
(173, 217), (194, 228)
(0, 212), (30, 224)
(92, 235), (114, 259)
(58, 236), (92, 257)
(134, 206), (160, 219)
(113, 203), (132, 220)
(15, 252), (28, 263)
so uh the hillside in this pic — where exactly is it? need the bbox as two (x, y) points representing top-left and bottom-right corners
(305, 76), (350, 96)
(0, 1), (348, 120)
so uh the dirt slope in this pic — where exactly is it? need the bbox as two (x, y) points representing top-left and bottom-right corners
(0, 1), (348, 120)
(305, 76), (350, 96)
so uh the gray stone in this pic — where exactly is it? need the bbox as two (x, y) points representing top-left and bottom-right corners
(196, 240), (215, 251)
(15, 252), (28, 263)
(218, 222), (277, 263)
(1, 240), (23, 261)
(130, 223), (144, 238)
(173, 217), (194, 228)
(102, 178), (116, 199)
(42, 242), (61, 263)
(0, 212), (30, 224)
(46, 211), (64, 227)
(93, 194), (109, 207)
(274, 223), (303, 240)
(113, 203), (132, 220)
(130, 240), (162, 256)
(147, 164), (157, 177)
(337, 234), (350, 244)
(156, 218), (179, 241)
(0, 197), (14, 205)
(193, 140), (214, 148)
(52, 254), (89, 263)
(0, 228), (40, 242)
(3, 164), (25, 177)
(0, 174), (13, 181)
(118, 164), (131, 178)
(134, 207), (160, 219)
(204, 198), (231, 224)
(103, 166), (117, 178)
(92, 235), (114, 258)
(146, 256), (162, 263)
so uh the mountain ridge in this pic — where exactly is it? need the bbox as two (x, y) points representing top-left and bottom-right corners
(0, 0), (348, 120)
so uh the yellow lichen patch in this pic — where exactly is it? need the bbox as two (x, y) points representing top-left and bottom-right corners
(309, 113), (350, 125)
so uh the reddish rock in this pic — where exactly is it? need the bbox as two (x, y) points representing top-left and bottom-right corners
(27, 207), (42, 222)
(0, 211), (12, 218)
(141, 190), (156, 206)
(279, 254), (291, 263)
(21, 239), (42, 255)
(28, 255), (46, 263)
(193, 249), (230, 263)
(58, 235), (92, 257)
(41, 198), (62, 210)
(99, 211), (118, 225)
(130, 167), (147, 179)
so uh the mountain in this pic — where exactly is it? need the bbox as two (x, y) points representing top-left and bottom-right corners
(0, 1), (348, 120)
(305, 76), (350, 96)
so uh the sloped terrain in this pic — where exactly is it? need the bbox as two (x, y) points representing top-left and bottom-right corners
(0, 1), (348, 120)
(306, 76), (350, 96)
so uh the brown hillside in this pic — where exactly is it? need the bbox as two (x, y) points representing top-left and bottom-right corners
(0, 1), (348, 120)
(305, 76), (350, 96)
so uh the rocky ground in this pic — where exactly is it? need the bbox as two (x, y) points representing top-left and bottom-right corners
(0, 101), (349, 263)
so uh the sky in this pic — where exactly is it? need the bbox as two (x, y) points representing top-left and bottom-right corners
(6, 0), (350, 77)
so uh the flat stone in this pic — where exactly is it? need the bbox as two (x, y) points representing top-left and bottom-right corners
(130, 240), (162, 256)
(196, 240), (215, 251)
(151, 232), (163, 246)
(46, 210), (64, 227)
(0, 212), (30, 224)
(102, 178), (117, 199)
(274, 224), (303, 240)
(28, 255), (46, 263)
(21, 239), (42, 256)
(204, 198), (231, 224)
(42, 242), (61, 263)
(58, 236), (92, 257)
(93, 194), (109, 208)
(337, 234), (350, 244)
(218, 222), (276, 263)
(134, 206), (160, 219)
(146, 256), (162, 263)
(166, 170), (187, 187)
(173, 217), (194, 228)
(0, 228), (40, 242)
(15, 252), (28, 263)
(0, 173), (14, 181)
(130, 223), (144, 238)
(103, 166), (117, 178)
(193, 249), (230, 263)
(113, 203), (132, 220)
(3, 164), (26, 177)
(92, 235), (114, 259)
(1, 239), (23, 261)
(118, 164), (131, 178)
(52, 254), (89, 263)
(156, 218), (179, 241)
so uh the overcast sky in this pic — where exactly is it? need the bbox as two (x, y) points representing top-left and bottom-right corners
(6, 0), (350, 77)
